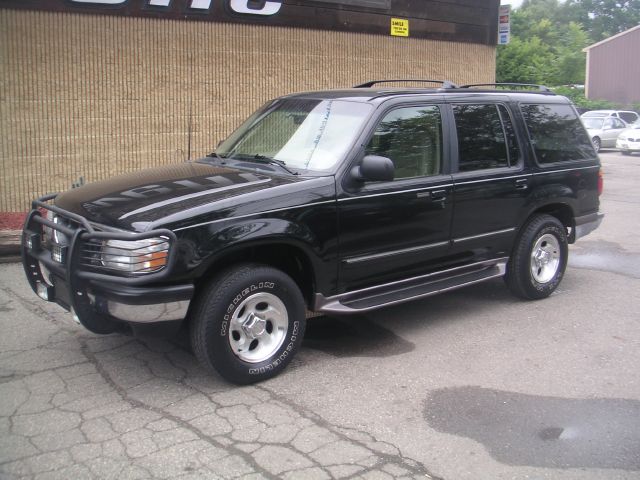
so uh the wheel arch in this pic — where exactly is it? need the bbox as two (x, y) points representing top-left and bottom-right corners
(195, 240), (318, 309)
(520, 203), (576, 243)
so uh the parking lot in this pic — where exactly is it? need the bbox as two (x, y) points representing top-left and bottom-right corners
(1, 150), (639, 480)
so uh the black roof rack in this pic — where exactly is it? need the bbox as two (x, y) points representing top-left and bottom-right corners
(460, 83), (553, 93)
(354, 79), (458, 89)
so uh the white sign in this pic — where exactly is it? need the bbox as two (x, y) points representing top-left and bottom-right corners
(70, 0), (283, 15)
(498, 5), (510, 45)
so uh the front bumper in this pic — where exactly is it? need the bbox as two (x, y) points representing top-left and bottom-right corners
(89, 282), (192, 323)
(574, 212), (604, 241)
(616, 139), (640, 152)
(22, 194), (193, 332)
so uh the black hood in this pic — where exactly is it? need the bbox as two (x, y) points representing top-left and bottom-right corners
(55, 161), (319, 231)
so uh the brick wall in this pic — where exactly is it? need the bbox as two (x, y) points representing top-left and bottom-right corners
(0, 9), (496, 212)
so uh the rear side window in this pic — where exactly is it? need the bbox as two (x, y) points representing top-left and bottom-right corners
(452, 104), (520, 172)
(619, 112), (639, 124)
(520, 104), (595, 163)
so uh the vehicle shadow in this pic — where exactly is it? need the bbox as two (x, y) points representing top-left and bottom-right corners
(302, 277), (515, 358)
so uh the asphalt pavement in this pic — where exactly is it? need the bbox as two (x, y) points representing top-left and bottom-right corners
(1, 150), (639, 479)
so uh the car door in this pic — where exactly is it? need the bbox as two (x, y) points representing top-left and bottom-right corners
(449, 101), (529, 261)
(602, 117), (626, 147)
(337, 102), (454, 291)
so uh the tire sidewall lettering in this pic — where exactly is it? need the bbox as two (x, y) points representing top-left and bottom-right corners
(248, 320), (300, 375)
(219, 281), (276, 336)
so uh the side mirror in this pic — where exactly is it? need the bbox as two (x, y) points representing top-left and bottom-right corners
(351, 155), (394, 182)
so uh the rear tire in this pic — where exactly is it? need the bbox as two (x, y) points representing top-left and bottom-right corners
(506, 214), (568, 300)
(190, 263), (306, 384)
(592, 137), (601, 152)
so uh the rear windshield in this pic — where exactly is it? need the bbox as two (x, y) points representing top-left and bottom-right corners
(521, 104), (596, 164)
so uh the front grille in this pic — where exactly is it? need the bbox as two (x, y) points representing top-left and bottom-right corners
(25, 194), (177, 285)
(36, 212), (83, 265)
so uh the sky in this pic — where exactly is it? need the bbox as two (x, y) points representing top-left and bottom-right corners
(501, 0), (524, 9)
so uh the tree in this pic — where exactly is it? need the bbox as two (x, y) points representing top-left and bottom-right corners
(565, 0), (640, 42)
(497, 0), (590, 86)
(497, 36), (557, 84)
(553, 22), (589, 84)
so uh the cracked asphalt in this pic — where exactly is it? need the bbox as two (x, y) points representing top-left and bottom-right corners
(0, 278), (431, 480)
(1, 151), (639, 480)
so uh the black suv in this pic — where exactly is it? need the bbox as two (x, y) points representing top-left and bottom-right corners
(22, 81), (604, 384)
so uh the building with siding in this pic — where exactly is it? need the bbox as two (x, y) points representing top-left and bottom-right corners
(583, 25), (640, 106)
(0, 0), (500, 214)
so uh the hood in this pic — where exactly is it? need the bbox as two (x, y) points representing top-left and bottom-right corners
(55, 161), (314, 231)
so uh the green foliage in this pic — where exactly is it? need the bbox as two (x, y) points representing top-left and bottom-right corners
(551, 86), (619, 109)
(565, 0), (640, 42)
(497, 0), (638, 87)
(552, 87), (640, 110)
(496, 36), (556, 84)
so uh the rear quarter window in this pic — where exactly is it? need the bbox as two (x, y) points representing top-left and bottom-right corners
(520, 103), (595, 164)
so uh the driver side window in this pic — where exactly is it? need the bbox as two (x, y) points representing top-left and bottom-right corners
(365, 105), (442, 179)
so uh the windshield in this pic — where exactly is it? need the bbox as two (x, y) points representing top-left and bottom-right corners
(216, 98), (372, 172)
(582, 117), (604, 129)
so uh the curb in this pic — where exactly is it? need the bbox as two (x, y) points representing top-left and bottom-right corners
(0, 230), (21, 259)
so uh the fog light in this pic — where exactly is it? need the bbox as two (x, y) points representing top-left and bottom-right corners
(36, 282), (51, 301)
(24, 231), (41, 251)
(51, 244), (67, 263)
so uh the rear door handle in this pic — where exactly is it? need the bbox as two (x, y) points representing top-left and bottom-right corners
(515, 179), (529, 190)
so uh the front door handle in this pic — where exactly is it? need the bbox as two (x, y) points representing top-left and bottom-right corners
(430, 190), (447, 201)
(515, 179), (529, 190)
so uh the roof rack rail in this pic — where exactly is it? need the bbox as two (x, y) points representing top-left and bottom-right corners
(354, 79), (458, 89)
(460, 83), (552, 93)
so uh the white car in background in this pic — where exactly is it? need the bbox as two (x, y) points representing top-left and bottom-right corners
(616, 122), (640, 155)
(581, 109), (640, 125)
(581, 116), (628, 152)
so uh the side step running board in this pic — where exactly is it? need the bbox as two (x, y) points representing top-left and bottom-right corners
(314, 258), (508, 314)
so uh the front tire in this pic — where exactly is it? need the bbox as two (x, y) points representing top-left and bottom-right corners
(506, 214), (568, 300)
(190, 264), (306, 384)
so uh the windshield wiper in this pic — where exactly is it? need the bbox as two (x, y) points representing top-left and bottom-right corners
(205, 151), (227, 164)
(246, 155), (298, 175)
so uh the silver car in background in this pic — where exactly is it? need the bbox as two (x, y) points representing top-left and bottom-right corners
(581, 109), (640, 125)
(581, 116), (627, 152)
(616, 122), (640, 155)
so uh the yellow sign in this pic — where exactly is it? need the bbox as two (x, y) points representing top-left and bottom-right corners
(390, 18), (409, 37)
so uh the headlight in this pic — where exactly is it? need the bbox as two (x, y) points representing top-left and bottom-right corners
(101, 237), (170, 274)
